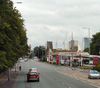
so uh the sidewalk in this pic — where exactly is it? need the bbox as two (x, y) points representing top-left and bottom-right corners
(56, 66), (100, 88)
(0, 68), (19, 88)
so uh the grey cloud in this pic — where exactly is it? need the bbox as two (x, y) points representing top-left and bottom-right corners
(13, 0), (100, 48)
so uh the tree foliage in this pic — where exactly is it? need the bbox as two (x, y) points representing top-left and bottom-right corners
(33, 46), (46, 61)
(93, 63), (100, 72)
(90, 32), (100, 55)
(0, 0), (29, 72)
(84, 48), (89, 53)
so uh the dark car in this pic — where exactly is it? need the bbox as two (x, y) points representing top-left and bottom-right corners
(27, 68), (40, 82)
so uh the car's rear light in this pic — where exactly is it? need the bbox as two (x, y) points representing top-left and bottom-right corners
(36, 75), (39, 78)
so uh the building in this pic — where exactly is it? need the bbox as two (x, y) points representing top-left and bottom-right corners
(47, 41), (53, 51)
(46, 41), (53, 56)
(69, 40), (78, 51)
(46, 41), (53, 63)
(84, 37), (91, 50)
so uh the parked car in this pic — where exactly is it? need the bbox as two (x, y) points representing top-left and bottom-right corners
(88, 70), (100, 79)
(27, 68), (40, 82)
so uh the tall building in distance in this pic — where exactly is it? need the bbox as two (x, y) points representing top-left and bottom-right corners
(69, 33), (78, 51)
(47, 41), (53, 53)
(84, 37), (91, 50)
(69, 40), (78, 51)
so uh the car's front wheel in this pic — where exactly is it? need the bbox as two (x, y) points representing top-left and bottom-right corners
(88, 76), (91, 79)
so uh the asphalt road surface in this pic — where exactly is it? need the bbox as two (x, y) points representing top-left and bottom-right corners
(14, 59), (97, 88)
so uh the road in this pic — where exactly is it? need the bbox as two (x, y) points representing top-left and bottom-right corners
(14, 59), (97, 88)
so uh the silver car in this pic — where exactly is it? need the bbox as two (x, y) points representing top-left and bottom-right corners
(88, 70), (100, 79)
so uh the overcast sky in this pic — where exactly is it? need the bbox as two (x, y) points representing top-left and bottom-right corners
(12, 0), (100, 49)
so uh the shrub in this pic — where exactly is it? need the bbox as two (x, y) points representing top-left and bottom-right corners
(93, 64), (100, 72)
(80, 66), (93, 70)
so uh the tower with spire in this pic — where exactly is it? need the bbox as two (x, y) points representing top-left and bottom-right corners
(69, 32), (78, 51)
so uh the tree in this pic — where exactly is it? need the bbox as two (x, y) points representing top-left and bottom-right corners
(33, 46), (46, 61)
(90, 32), (100, 55)
(0, 0), (29, 71)
(93, 63), (100, 72)
(34, 46), (39, 57)
(84, 48), (89, 52)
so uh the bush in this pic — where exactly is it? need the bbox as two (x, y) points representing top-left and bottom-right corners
(80, 66), (93, 70)
(72, 62), (79, 67)
(93, 64), (100, 72)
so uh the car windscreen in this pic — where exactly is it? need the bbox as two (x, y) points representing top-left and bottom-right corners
(30, 72), (38, 75)
(90, 71), (99, 74)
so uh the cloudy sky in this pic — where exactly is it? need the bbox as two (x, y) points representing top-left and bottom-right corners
(12, 0), (100, 49)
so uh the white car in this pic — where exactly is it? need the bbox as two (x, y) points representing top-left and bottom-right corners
(88, 70), (100, 79)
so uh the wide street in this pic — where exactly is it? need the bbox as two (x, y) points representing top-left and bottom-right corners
(14, 59), (97, 88)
